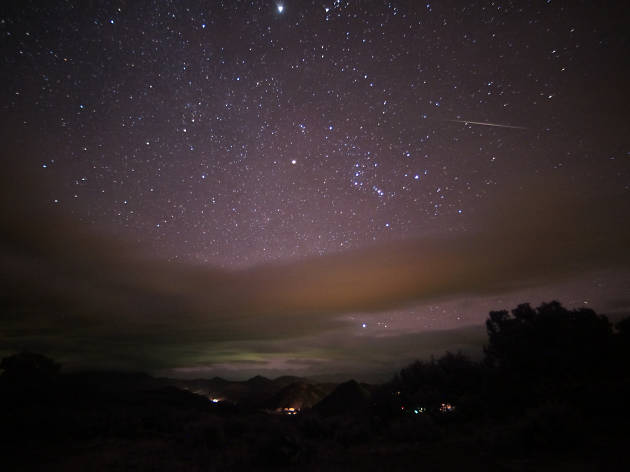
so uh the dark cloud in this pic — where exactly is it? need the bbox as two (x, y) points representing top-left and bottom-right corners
(1, 166), (629, 374)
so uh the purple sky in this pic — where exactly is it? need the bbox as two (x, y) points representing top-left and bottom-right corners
(1, 1), (628, 380)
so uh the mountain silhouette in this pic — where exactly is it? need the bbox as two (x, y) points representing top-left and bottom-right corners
(270, 381), (328, 411)
(314, 379), (372, 417)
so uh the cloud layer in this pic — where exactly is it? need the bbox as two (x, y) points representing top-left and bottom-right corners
(2, 165), (629, 375)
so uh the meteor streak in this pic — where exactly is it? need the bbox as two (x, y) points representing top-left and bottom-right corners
(448, 119), (527, 129)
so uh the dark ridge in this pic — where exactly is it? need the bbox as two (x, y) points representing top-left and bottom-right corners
(314, 379), (372, 417)
(269, 381), (328, 410)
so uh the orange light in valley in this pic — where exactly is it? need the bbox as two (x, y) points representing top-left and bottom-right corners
(280, 407), (299, 415)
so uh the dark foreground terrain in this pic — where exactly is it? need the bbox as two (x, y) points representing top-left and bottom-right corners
(2, 302), (629, 471)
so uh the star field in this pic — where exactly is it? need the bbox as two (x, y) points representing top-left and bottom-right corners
(3, 0), (626, 269)
(1, 1), (629, 376)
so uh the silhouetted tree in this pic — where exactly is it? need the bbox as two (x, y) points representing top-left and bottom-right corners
(0, 352), (61, 401)
(616, 316), (630, 338)
(389, 351), (483, 415)
(484, 301), (611, 378)
(613, 316), (630, 366)
(1, 351), (60, 380)
(482, 302), (618, 417)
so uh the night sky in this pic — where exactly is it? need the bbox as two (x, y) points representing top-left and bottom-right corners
(1, 1), (629, 380)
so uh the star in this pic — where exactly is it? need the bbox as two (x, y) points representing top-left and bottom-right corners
(2, 0), (627, 381)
